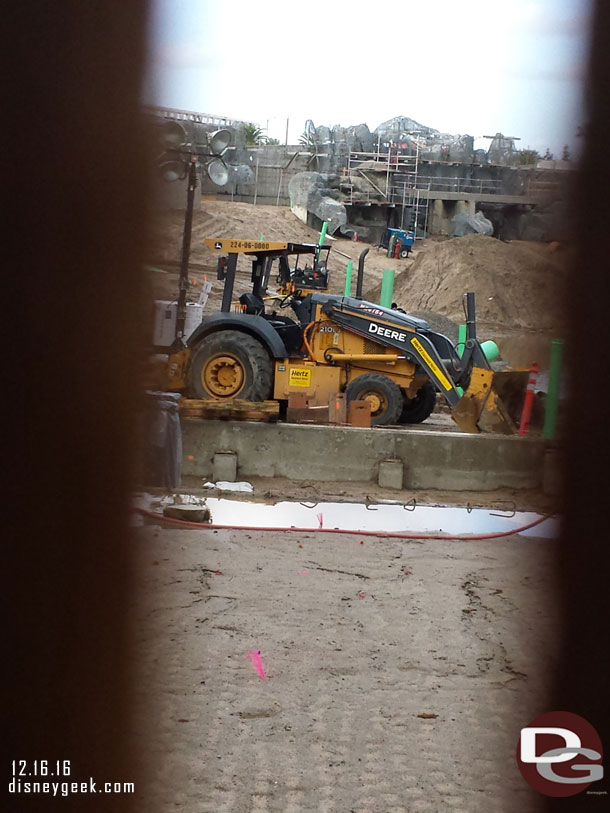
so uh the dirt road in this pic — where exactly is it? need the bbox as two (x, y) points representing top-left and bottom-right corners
(131, 522), (558, 812)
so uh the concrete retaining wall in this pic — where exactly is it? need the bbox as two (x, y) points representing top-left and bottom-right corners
(181, 420), (544, 491)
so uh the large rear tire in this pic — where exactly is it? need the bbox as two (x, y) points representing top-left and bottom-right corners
(187, 330), (273, 401)
(345, 373), (403, 426)
(399, 380), (436, 424)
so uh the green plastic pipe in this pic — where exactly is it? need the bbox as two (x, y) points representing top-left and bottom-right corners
(481, 340), (500, 362)
(454, 330), (499, 397)
(455, 323), (467, 395)
(543, 338), (564, 440)
(457, 324), (466, 357)
(318, 222), (328, 246)
(379, 269), (395, 308)
(344, 261), (353, 297)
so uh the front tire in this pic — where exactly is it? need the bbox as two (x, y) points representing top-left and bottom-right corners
(345, 373), (403, 426)
(187, 330), (273, 401)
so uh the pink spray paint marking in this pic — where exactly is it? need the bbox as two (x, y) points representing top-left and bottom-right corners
(317, 513), (324, 528)
(248, 650), (266, 678)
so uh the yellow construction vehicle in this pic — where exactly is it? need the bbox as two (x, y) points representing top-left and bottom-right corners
(165, 238), (523, 433)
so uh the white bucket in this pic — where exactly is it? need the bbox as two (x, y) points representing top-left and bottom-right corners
(153, 301), (204, 346)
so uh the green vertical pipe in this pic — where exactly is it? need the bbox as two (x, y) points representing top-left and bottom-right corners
(379, 269), (395, 308)
(457, 323), (467, 357)
(318, 221), (328, 246)
(344, 261), (353, 297)
(543, 338), (564, 440)
(455, 324), (467, 395)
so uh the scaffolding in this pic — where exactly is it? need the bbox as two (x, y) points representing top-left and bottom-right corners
(340, 142), (562, 237)
(343, 143), (430, 239)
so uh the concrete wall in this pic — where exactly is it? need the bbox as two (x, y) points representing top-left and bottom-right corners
(427, 199), (476, 236)
(220, 145), (312, 205)
(181, 420), (544, 491)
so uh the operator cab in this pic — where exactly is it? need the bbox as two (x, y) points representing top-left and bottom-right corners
(238, 292), (305, 356)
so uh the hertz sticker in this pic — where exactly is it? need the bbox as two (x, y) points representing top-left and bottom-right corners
(289, 368), (312, 387)
(410, 337), (453, 391)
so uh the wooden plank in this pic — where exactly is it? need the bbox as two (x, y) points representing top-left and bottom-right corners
(180, 398), (278, 412)
(286, 408), (328, 425)
(328, 392), (347, 425)
(348, 401), (371, 428)
(287, 392), (309, 409)
(179, 398), (279, 422)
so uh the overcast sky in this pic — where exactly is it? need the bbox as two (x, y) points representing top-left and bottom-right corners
(144, 0), (592, 156)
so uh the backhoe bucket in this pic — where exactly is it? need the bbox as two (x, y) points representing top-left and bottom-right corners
(451, 367), (529, 434)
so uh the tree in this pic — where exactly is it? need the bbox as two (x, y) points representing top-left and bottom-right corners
(543, 148), (554, 161)
(561, 144), (571, 161)
(265, 137), (280, 145)
(244, 123), (264, 146)
(519, 148), (540, 166)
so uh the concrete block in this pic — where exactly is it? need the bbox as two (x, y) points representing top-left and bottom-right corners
(163, 505), (211, 523)
(213, 451), (237, 482)
(182, 420), (545, 492)
(378, 459), (404, 490)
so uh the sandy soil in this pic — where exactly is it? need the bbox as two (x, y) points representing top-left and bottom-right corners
(147, 200), (416, 313)
(130, 521), (559, 812)
(365, 235), (570, 332)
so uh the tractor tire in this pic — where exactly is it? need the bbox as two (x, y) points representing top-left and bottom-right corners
(345, 373), (403, 426)
(399, 247), (411, 258)
(187, 330), (273, 401)
(399, 380), (436, 424)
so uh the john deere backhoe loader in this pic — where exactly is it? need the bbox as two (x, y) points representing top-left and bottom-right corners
(166, 238), (524, 433)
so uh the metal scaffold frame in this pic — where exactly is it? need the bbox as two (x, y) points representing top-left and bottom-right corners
(345, 141), (430, 239)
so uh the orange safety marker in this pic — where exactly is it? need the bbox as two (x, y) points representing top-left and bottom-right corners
(519, 361), (538, 436)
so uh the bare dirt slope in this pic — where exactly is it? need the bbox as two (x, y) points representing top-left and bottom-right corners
(132, 522), (557, 812)
(148, 200), (414, 311)
(365, 235), (569, 331)
(364, 234), (571, 366)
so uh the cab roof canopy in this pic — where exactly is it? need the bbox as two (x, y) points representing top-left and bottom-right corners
(204, 238), (329, 257)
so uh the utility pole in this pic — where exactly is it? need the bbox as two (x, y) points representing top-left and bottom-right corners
(173, 155), (198, 350)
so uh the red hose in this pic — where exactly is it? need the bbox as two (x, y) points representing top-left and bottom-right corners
(133, 507), (554, 540)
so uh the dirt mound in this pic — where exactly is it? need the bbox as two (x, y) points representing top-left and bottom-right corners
(407, 311), (459, 342)
(367, 234), (569, 331)
(148, 200), (417, 311)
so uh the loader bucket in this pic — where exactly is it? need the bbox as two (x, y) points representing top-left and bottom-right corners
(451, 367), (529, 434)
